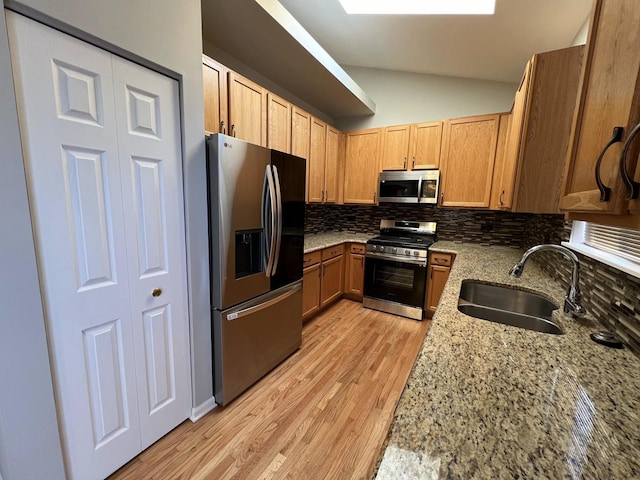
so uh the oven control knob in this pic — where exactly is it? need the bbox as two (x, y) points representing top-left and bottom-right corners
(404, 249), (411, 255)
(380, 246), (385, 252)
(372, 245), (377, 251)
(413, 251), (419, 257)
(392, 247), (397, 253)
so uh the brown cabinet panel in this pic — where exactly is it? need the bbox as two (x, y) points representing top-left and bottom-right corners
(202, 55), (228, 135)
(345, 251), (365, 299)
(321, 255), (344, 308)
(440, 114), (499, 208)
(291, 107), (311, 160)
(303, 264), (321, 320)
(560, 0), (640, 214)
(325, 126), (339, 203)
(381, 125), (411, 171)
(344, 128), (382, 204)
(228, 71), (267, 146)
(410, 121), (443, 170)
(498, 46), (583, 214)
(267, 92), (291, 153)
(308, 117), (327, 203)
(425, 252), (454, 318)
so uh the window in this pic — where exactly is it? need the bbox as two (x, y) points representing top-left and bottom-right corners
(564, 221), (640, 279)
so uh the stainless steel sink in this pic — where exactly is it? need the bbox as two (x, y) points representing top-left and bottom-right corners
(457, 281), (563, 335)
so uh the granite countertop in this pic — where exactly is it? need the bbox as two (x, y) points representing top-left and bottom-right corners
(304, 231), (375, 253)
(376, 241), (640, 479)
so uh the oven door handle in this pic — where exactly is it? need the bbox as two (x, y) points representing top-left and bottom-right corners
(365, 251), (427, 266)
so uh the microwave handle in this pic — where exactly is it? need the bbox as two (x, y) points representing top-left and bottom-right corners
(417, 178), (423, 203)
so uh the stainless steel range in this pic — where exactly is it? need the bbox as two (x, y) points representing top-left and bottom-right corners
(363, 219), (437, 320)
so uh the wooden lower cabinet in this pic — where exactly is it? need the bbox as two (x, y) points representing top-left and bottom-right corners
(321, 255), (344, 307)
(425, 252), (455, 318)
(302, 243), (369, 321)
(344, 243), (366, 300)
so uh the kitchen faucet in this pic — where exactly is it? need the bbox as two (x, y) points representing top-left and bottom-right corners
(509, 244), (586, 317)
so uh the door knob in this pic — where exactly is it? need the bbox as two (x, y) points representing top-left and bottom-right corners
(152, 288), (162, 297)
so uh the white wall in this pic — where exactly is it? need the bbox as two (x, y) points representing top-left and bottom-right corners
(1, 0), (211, 477)
(571, 16), (590, 46)
(336, 66), (517, 131)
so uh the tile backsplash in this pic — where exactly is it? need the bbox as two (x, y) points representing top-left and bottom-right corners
(305, 203), (533, 247)
(306, 204), (640, 355)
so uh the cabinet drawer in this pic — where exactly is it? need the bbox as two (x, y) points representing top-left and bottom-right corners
(322, 244), (344, 261)
(303, 250), (322, 267)
(350, 243), (366, 254)
(429, 252), (453, 266)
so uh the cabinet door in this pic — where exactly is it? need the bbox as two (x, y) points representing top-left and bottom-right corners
(425, 265), (451, 317)
(325, 126), (339, 203)
(490, 113), (512, 210)
(321, 255), (344, 307)
(302, 264), (321, 320)
(8, 14), (190, 478)
(202, 55), (228, 135)
(381, 125), (410, 170)
(291, 106), (311, 159)
(308, 117), (327, 203)
(228, 71), (267, 146)
(267, 92), (291, 153)
(410, 121), (443, 170)
(440, 114), (499, 208)
(500, 61), (532, 210)
(346, 252), (365, 297)
(560, 0), (640, 214)
(344, 128), (382, 204)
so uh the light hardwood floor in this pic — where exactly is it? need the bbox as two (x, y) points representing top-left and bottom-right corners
(109, 299), (430, 480)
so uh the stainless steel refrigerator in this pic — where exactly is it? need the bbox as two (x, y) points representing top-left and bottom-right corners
(206, 134), (305, 406)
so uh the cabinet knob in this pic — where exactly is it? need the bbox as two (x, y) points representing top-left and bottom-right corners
(152, 288), (162, 297)
(220, 120), (227, 135)
(231, 124), (237, 137)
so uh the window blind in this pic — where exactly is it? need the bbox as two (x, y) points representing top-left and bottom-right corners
(583, 223), (640, 265)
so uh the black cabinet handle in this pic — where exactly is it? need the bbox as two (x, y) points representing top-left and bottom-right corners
(620, 122), (640, 200)
(221, 120), (226, 134)
(595, 126), (623, 201)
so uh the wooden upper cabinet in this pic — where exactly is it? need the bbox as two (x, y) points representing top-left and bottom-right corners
(325, 126), (339, 203)
(499, 61), (532, 210)
(344, 128), (382, 204)
(498, 46), (584, 214)
(411, 121), (443, 169)
(380, 122), (443, 171)
(308, 117), (327, 203)
(489, 113), (512, 210)
(439, 114), (500, 208)
(267, 92), (291, 153)
(560, 0), (640, 214)
(381, 125), (411, 170)
(228, 71), (267, 146)
(202, 55), (228, 135)
(291, 106), (311, 159)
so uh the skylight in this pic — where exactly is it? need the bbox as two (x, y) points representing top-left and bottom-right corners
(338, 0), (496, 15)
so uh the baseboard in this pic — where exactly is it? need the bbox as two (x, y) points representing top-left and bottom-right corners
(190, 397), (217, 422)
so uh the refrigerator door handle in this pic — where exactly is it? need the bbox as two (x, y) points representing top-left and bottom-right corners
(226, 282), (302, 321)
(261, 165), (277, 277)
(271, 165), (283, 275)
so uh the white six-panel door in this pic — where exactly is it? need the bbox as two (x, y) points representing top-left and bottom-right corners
(7, 12), (191, 480)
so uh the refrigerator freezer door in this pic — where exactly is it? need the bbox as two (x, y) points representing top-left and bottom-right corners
(213, 281), (303, 406)
(207, 134), (271, 309)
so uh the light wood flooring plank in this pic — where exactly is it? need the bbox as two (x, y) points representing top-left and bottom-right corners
(109, 299), (429, 480)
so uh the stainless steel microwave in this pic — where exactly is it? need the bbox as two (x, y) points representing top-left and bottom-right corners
(378, 170), (440, 204)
